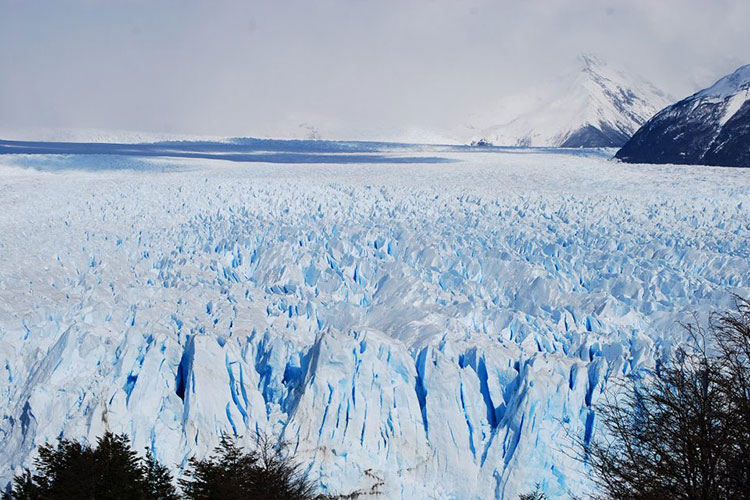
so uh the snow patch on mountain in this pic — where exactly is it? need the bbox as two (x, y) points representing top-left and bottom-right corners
(719, 90), (749, 126)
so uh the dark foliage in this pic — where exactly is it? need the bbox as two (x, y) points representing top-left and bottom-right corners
(143, 449), (181, 500)
(4, 430), (340, 500)
(583, 297), (750, 500)
(179, 432), (326, 500)
(518, 484), (547, 500)
(709, 298), (750, 498)
(2, 432), (178, 500)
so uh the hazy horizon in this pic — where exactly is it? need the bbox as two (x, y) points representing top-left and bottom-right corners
(2, 0), (749, 142)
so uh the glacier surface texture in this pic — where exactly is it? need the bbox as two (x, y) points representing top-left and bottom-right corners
(1, 147), (749, 499)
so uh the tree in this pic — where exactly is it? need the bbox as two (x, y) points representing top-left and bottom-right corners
(708, 298), (750, 498)
(518, 484), (547, 500)
(583, 297), (750, 500)
(179, 433), (325, 500)
(178, 434), (257, 500)
(2, 432), (178, 500)
(143, 449), (182, 500)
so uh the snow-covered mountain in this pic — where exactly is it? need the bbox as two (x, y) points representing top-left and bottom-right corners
(473, 54), (672, 148)
(616, 65), (750, 167)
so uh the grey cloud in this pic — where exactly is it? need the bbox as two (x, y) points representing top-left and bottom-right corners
(1, 0), (748, 141)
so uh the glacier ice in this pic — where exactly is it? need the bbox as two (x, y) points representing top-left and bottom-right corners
(1, 148), (749, 499)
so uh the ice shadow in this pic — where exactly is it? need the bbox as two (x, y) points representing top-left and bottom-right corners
(0, 139), (455, 166)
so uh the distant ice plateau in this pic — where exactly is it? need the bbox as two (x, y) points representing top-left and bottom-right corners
(1, 146), (749, 499)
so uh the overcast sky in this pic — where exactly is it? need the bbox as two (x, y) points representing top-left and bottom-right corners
(2, 0), (749, 141)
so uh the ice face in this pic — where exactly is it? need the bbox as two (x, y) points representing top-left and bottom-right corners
(1, 148), (749, 499)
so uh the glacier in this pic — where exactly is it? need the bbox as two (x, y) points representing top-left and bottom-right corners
(1, 146), (749, 499)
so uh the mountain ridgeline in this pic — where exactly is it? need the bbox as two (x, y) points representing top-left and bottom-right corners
(616, 65), (750, 167)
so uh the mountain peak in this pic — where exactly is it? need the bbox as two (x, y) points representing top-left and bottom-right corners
(617, 64), (750, 167)
(473, 56), (671, 148)
(697, 64), (750, 99)
(578, 53), (607, 71)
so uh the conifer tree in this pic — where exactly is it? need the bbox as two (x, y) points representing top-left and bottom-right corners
(180, 433), (324, 500)
(2, 432), (178, 500)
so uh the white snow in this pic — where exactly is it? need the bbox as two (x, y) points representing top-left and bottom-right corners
(718, 88), (749, 126)
(474, 54), (672, 146)
(696, 64), (750, 100)
(1, 148), (749, 499)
